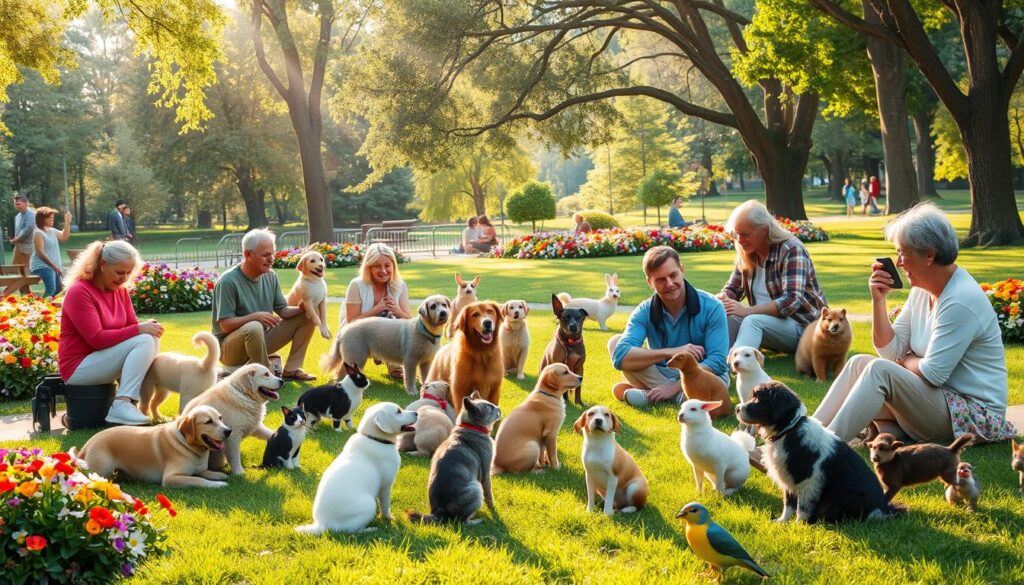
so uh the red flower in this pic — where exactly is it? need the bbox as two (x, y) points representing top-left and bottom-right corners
(25, 536), (46, 551)
(55, 462), (75, 475)
(156, 493), (177, 516)
(0, 477), (14, 493)
(89, 507), (117, 529)
(51, 453), (71, 463)
(132, 498), (149, 515)
(30, 335), (39, 343)
(20, 357), (31, 368)
(24, 459), (44, 473)
(206, 282), (214, 290)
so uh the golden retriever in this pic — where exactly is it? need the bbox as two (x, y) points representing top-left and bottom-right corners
(286, 249), (331, 339)
(427, 300), (504, 412)
(72, 405), (232, 488)
(139, 331), (220, 420)
(182, 363), (283, 475)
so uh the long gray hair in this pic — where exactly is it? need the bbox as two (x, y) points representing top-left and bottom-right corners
(64, 240), (143, 290)
(725, 200), (795, 273)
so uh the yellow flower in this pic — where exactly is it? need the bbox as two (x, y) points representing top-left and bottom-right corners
(17, 481), (38, 497)
(38, 463), (57, 482)
(74, 487), (95, 503)
(84, 519), (102, 535)
(47, 341), (58, 352)
(1011, 305), (1020, 317)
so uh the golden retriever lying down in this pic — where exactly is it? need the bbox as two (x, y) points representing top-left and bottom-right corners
(72, 405), (232, 488)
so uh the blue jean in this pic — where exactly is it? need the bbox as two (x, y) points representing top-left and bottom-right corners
(32, 266), (62, 298)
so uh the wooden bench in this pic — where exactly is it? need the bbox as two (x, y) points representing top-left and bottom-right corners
(0, 264), (41, 295)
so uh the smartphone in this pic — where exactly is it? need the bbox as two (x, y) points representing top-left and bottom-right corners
(875, 257), (904, 289)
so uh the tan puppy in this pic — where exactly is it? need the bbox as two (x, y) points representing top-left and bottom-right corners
(286, 249), (331, 339)
(574, 405), (648, 515)
(499, 300), (530, 380)
(447, 273), (480, 338)
(72, 405), (232, 488)
(427, 300), (504, 412)
(139, 331), (220, 419)
(492, 364), (583, 474)
(666, 353), (731, 419)
(795, 307), (852, 382)
(182, 363), (283, 475)
(399, 380), (456, 456)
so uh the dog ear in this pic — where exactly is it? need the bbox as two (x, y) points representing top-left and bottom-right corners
(578, 308), (589, 319)
(700, 401), (723, 411)
(455, 273), (464, 286)
(488, 301), (503, 328)
(573, 411), (587, 434)
(471, 276), (480, 287)
(454, 304), (470, 337)
(469, 390), (481, 400)
(500, 301), (511, 317)
(755, 349), (765, 368)
(840, 308), (847, 317)
(418, 300), (429, 320)
(522, 302), (529, 316)
(551, 293), (563, 317)
(610, 412), (622, 433)
(344, 362), (359, 378)
(178, 414), (197, 445)
(538, 365), (555, 392)
(891, 440), (905, 449)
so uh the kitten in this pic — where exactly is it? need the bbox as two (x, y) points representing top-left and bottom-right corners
(261, 406), (308, 469)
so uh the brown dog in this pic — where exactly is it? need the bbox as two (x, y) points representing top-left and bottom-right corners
(795, 307), (852, 382)
(539, 294), (587, 406)
(868, 432), (974, 502)
(574, 405), (649, 514)
(427, 300), (504, 412)
(492, 364), (583, 474)
(73, 405), (232, 488)
(666, 352), (731, 418)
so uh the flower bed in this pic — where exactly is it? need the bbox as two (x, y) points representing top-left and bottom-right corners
(131, 264), (217, 315)
(273, 242), (410, 269)
(0, 294), (60, 401)
(775, 217), (830, 242)
(0, 447), (175, 583)
(981, 278), (1024, 342)
(491, 220), (828, 260)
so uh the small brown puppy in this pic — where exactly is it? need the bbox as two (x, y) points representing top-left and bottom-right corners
(1013, 440), (1024, 496)
(574, 405), (648, 514)
(795, 307), (852, 382)
(427, 300), (504, 412)
(867, 432), (974, 502)
(945, 462), (980, 512)
(491, 364), (583, 474)
(666, 352), (731, 419)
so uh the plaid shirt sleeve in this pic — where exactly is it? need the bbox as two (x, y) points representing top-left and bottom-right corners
(773, 242), (814, 318)
(720, 265), (745, 301)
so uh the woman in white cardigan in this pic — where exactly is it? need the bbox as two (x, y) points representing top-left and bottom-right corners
(341, 243), (410, 378)
(814, 203), (1013, 443)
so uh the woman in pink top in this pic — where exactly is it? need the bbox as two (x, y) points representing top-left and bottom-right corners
(60, 240), (164, 426)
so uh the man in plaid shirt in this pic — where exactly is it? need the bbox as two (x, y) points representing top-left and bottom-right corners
(717, 201), (826, 353)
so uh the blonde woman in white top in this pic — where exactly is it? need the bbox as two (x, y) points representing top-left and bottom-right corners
(814, 203), (1012, 444)
(342, 243), (410, 378)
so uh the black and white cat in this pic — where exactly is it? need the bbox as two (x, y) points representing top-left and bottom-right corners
(261, 406), (308, 469)
(297, 362), (370, 431)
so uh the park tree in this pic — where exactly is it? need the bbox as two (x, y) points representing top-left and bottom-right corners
(637, 168), (698, 224)
(413, 144), (535, 222)
(506, 180), (556, 232)
(92, 124), (170, 224)
(809, 0), (1024, 245)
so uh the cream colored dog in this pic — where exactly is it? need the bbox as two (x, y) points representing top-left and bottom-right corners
(182, 363), (283, 475)
(139, 331), (220, 420)
(286, 249), (331, 339)
(728, 345), (771, 434)
(557, 272), (621, 331)
(448, 273), (480, 338)
(499, 300), (530, 380)
(72, 405), (232, 488)
(575, 405), (648, 514)
(399, 380), (456, 457)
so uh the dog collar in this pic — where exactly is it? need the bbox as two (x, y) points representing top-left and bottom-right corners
(536, 389), (562, 400)
(458, 422), (491, 435)
(559, 330), (583, 347)
(423, 392), (448, 411)
(360, 433), (394, 446)
(766, 416), (804, 443)
(417, 319), (441, 342)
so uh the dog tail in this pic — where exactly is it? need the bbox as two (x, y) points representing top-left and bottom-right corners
(294, 522), (327, 536)
(319, 334), (343, 378)
(67, 446), (88, 468)
(193, 331), (220, 372)
(556, 292), (572, 306)
(730, 430), (756, 453)
(405, 510), (440, 524)
(948, 433), (974, 454)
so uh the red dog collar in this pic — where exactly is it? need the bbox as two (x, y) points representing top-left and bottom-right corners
(423, 393), (448, 411)
(458, 422), (491, 435)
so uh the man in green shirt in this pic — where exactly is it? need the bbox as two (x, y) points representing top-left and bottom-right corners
(212, 229), (316, 381)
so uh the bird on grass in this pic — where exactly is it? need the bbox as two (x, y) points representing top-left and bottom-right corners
(676, 502), (769, 582)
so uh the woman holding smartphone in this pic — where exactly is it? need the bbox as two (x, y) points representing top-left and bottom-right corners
(814, 203), (1013, 444)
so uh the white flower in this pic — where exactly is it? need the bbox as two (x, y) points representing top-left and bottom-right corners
(127, 530), (148, 557)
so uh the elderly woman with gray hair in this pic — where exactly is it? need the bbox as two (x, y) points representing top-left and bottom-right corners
(814, 203), (1013, 444)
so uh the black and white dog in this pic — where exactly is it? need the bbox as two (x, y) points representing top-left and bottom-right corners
(261, 406), (308, 469)
(298, 363), (369, 431)
(736, 381), (903, 523)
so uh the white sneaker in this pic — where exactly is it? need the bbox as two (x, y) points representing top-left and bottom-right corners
(623, 389), (650, 407)
(105, 400), (150, 426)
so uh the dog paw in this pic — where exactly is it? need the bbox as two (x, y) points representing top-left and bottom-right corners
(207, 481), (228, 488)
(516, 374), (525, 380)
(465, 518), (482, 526)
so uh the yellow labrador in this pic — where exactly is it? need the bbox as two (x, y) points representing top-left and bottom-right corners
(286, 249), (331, 339)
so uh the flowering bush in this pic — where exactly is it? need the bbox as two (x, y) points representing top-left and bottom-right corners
(131, 264), (217, 315)
(980, 278), (1024, 342)
(0, 447), (175, 583)
(0, 294), (60, 401)
(775, 217), (831, 242)
(273, 241), (410, 269)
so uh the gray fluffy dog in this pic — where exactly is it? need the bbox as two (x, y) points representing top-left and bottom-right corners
(320, 294), (451, 395)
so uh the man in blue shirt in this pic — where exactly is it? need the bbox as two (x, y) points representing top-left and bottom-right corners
(668, 196), (692, 229)
(609, 246), (730, 407)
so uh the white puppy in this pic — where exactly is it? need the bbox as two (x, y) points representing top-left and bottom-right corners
(728, 346), (771, 434)
(295, 402), (418, 535)
(678, 399), (754, 496)
(286, 249), (331, 339)
(556, 272), (620, 331)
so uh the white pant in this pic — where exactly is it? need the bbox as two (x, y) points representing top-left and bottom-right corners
(729, 314), (803, 353)
(812, 354), (953, 443)
(65, 334), (160, 400)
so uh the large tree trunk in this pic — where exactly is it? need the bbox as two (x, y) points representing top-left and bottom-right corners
(864, 2), (918, 215)
(958, 105), (1024, 246)
(912, 109), (938, 198)
(235, 166), (268, 231)
(292, 113), (333, 242)
(819, 150), (845, 201)
(702, 152), (720, 196)
(197, 210), (213, 229)
(754, 146), (810, 219)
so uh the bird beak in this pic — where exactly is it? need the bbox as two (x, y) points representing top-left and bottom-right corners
(674, 509), (686, 519)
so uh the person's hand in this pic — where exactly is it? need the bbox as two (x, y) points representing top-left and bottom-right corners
(899, 354), (922, 372)
(715, 292), (729, 301)
(383, 295), (399, 313)
(646, 384), (681, 403)
(869, 261), (894, 301)
(252, 311), (281, 328)
(720, 297), (748, 317)
(63, 211), (72, 224)
(370, 296), (390, 315)
(673, 344), (706, 362)
(138, 319), (164, 338)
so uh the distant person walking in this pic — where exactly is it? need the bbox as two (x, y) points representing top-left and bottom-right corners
(121, 205), (137, 246)
(844, 178), (858, 217)
(30, 207), (72, 298)
(863, 176), (881, 215)
(10, 193), (36, 267)
(109, 200), (129, 241)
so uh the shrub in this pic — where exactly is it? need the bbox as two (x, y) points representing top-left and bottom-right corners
(506, 180), (556, 232)
(636, 169), (681, 209)
(980, 278), (1023, 342)
(556, 194), (583, 215)
(577, 210), (620, 230)
(273, 242), (410, 270)
(0, 447), (176, 583)
(131, 264), (217, 315)
(0, 294), (60, 401)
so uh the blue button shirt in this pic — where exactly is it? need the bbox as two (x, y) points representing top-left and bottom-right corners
(668, 207), (687, 228)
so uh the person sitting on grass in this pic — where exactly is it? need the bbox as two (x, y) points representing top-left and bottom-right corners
(609, 245), (729, 407)
(476, 215), (499, 253)
(668, 196), (693, 228)
(211, 228), (316, 381)
(573, 212), (593, 235)
(341, 242), (410, 379)
(460, 217), (482, 254)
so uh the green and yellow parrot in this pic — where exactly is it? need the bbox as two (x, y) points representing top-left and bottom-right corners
(676, 502), (769, 582)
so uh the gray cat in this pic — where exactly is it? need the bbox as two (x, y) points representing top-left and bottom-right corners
(407, 392), (501, 524)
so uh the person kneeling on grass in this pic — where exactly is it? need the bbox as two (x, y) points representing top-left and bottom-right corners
(609, 246), (730, 407)
(211, 228), (316, 381)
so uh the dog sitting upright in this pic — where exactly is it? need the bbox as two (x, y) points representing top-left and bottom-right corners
(539, 294), (588, 407)
(448, 273), (480, 338)
(499, 300), (530, 380)
(795, 307), (852, 382)
(867, 432), (974, 503)
(556, 272), (621, 331)
(298, 362), (370, 431)
(399, 380), (456, 457)
(286, 248), (331, 340)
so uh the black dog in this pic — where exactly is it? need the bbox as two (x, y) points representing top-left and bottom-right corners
(539, 294), (587, 406)
(736, 381), (904, 523)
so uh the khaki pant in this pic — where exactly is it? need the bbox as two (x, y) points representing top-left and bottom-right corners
(220, 315), (315, 372)
(812, 354), (953, 443)
(607, 334), (678, 392)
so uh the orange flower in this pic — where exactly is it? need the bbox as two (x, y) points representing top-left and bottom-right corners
(84, 519), (103, 535)
(17, 481), (38, 498)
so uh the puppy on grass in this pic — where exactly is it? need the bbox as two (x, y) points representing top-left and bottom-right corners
(575, 405), (648, 515)
(867, 432), (974, 503)
(1013, 440), (1024, 496)
(499, 300), (530, 380)
(399, 381), (456, 457)
(139, 331), (220, 419)
(728, 345), (771, 434)
(945, 462), (981, 512)
(795, 307), (852, 382)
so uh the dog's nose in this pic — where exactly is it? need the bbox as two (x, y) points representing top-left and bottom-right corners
(483, 320), (493, 332)
(223, 428), (232, 437)
(439, 311), (448, 321)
